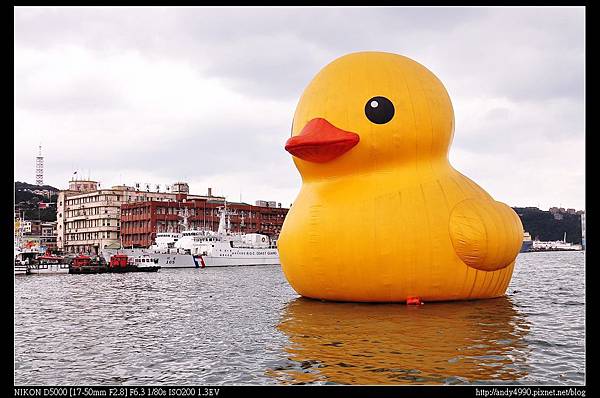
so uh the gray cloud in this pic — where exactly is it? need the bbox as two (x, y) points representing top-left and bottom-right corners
(16, 7), (583, 102)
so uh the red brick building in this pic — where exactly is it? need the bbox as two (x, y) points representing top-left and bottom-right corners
(120, 197), (289, 248)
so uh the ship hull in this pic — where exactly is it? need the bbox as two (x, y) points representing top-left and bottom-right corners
(28, 264), (70, 274)
(107, 266), (160, 273)
(102, 248), (280, 268)
(102, 249), (198, 268)
(200, 254), (280, 267)
(156, 253), (199, 268)
(14, 264), (29, 275)
(69, 265), (109, 274)
(520, 240), (533, 253)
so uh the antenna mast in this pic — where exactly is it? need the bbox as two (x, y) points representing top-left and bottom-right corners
(35, 144), (44, 185)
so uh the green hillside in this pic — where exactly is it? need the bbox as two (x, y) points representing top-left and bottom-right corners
(513, 207), (583, 244)
(15, 181), (59, 222)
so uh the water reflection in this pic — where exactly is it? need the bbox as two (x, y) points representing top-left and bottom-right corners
(270, 296), (531, 384)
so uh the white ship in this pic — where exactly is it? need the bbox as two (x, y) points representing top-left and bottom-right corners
(150, 232), (181, 252)
(102, 203), (280, 268)
(191, 231), (279, 267)
(531, 232), (583, 251)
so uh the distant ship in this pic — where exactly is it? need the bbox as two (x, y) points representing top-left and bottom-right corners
(102, 204), (280, 268)
(520, 232), (533, 253)
(530, 232), (583, 252)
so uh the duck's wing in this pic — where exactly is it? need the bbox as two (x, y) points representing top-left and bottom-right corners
(449, 198), (523, 271)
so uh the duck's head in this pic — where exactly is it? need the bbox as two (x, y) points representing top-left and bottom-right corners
(285, 52), (455, 181)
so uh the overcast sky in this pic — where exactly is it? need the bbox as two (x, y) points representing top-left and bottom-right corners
(14, 6), (585, 210)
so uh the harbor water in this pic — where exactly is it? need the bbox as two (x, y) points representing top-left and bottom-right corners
(14, 251), (585, 385)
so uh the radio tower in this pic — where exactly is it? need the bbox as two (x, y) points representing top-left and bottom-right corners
(35, 144), (44, 186)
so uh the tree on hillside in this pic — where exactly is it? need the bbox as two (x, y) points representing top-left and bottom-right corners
(513, 207), (582, 244)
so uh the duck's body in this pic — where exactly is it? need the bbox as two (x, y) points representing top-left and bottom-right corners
(279, 52), (523, 303)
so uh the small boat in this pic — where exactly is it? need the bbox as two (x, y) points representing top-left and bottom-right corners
(520, 232), (533, 253)
(69, 254), (109, 274)
(14, 246), (29, 275)
(14, 250), (38, 275)
(108, 253), (160, 273)
(28, 250), (70, 274)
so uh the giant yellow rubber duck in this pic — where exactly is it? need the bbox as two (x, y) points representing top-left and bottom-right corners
(278, 51), (523, 303)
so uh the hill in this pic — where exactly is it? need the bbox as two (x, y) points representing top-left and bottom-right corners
(513, 207), (583, 244)
(15, 181), (60, 192)
(14, 181), (60, 222)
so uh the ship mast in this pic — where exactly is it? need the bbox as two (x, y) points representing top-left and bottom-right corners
(217, 200), (228, 235)
(179, 206), (189, 232)
(227, 208), (231, 233)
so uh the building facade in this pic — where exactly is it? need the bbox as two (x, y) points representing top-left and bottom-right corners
(15, 219), (57, 253)
(57, 179), (222, 254)
(120, 199), (288, 248)
(40, 222), (58, 252)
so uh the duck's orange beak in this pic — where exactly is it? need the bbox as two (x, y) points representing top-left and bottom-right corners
(284, 118), (360, 163)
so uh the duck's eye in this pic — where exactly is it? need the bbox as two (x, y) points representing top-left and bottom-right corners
(365, 96), (394, 124)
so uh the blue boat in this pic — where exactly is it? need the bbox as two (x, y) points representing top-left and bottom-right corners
(520, 232), (533, 253)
